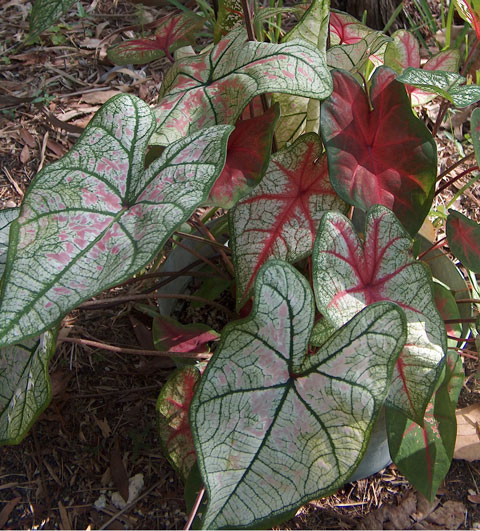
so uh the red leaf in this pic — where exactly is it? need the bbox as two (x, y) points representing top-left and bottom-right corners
(446, 210), (480, 273)
(107, 12), (204, 65)
(321, 67), (437, 235)
(153, 315), (219, 353)
(209, 104), (279, 208)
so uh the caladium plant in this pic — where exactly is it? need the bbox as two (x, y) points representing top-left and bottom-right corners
(4, 0), (480, 528)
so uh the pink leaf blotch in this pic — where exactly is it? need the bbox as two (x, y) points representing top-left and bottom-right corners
(153, 315), (219, 353)
(320, 66), (437, 235)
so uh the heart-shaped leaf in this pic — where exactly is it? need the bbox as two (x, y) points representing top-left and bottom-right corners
(321, 67), (437, 236)
(396, 68), (480, 108)
(29, 0), (76, 39)
(107, 12), (204, 65)
(0, 330), (58, 445)
(272, 0), (330, 148)
(446, 210), (480, 273)
(0, 94), (232, 347)
(208, 103), (279, 208)
(387, 350), (463, 502)
(157, 365), (204, 481)
(328, 11), (389, 73)
(153, 315), (219, 353)
(191, 260), (406, 529)
(455, 0), (480, 38)
(230, 133), (347, 308)
(151, 27), (332, 146)
(313, 206), (447, 424)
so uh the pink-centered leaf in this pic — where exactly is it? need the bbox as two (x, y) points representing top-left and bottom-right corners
(152, 27), (332, 146)
(107, 12), (204, 65)
(191, 260), (406, 529)
(153, 315), (219, 353)
(384, 30), (460, 106)
(208, 103), (279, 208)
(386, 351), (463, 502)
(313, 206), (447, 424)
(446, 210), (480, 273)
(320, 66), (437, 236)
(156, 364), (205, 481)
(0, 94), (232, 347)
(230, 133), (347, 308)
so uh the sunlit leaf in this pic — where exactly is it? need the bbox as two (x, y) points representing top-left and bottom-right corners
(273, 0), (330, 148)
(321, 67), (437, 236)
(208, 104), (279, 208)
(0, 330), (58, 445)
(313, 206), (447, 424)
(446, 210), (480, 273)
(191, 260), (406, 529)
(0, 94), (232, 347)
(455, 0), (480, 39)
(231, 133), (347, 308)
(29, 0), (76, 39)
(152, 27), (332, 146)
(157, 365), (205, 480)
(397, 68), (480, 108)
(387, 351), (463, 502)
(107, 12), (204, 65)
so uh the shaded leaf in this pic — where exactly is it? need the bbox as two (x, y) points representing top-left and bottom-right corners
(208, 103), (279, 208)
(231, 133), (347, 308)
(0, 94), (232, 347)
(434, 282), (462, 347)
(157, 365), (204, 480)
(191, 260), (406, 529)
(191, 276), (232, 308)
(447, 210), (480, 273)
(152, 27), (332, 145)
(397, 68), (480, 108)
(387, 351), (463, 502)
(29, 0), (76, 39)
(313, 206), (447, 424)
(153, 315), (219, 353)
(328, 11), (389, 73)
(107, 12), (204, 65)
(273, 0), (330, 148)
(321, 67), (437, 236)
(0, 330), (58, 445)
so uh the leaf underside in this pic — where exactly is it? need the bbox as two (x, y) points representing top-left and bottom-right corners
(321, 66), (437, 236)
(313, 206), (446, 424)
(191, 259), (407, 529)
(0, 94), (232, 347)
(231, 133), (347, 308)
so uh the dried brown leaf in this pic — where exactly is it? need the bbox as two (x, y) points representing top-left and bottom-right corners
(19, 128), (36, 147)
(58, 501), (72, 530)
(80, 90), (123, 105)
(110, 441), (129, 503)
(454, 404), (480, 461)
(0, 496), (21, 528)
(20, 144), (31, 164)
(46, 139), (66, 158)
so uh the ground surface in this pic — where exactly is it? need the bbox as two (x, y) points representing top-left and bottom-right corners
(0, 0), (480, 529)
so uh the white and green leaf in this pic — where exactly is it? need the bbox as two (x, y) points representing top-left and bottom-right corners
(0, 94), (232, 346)
(152, 27), (332, 146)
(191, 260), (406, 529)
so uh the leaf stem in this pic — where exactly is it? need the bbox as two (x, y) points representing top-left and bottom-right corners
(436, 152), (475, 182)
(417, 236), (446, 260)
(451, 347), (478, 359)
(184, 487), (206, 530)
(171, 237), (230, 280)
(189, 220), (235, 276)
(78, 292), (237, 317)
(456, 298), (480, 303)
(432, 99), (450, 137)
(60, 337), (212, 359)
(435, 166), (479, 196)
(240, 0), (256, 40)
(444, 317), (477, 324)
